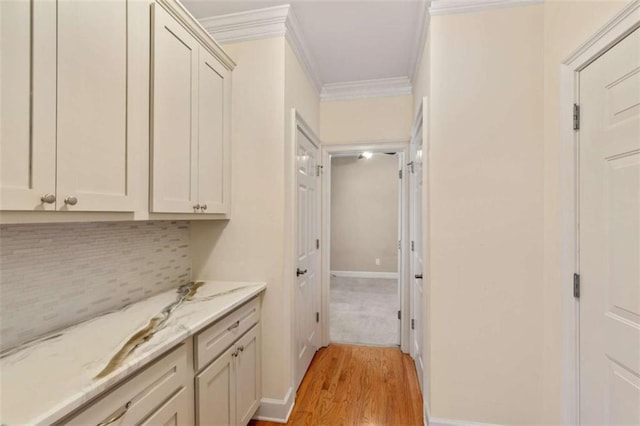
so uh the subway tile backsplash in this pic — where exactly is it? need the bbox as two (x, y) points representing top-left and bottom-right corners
(0, 221), (191, 351)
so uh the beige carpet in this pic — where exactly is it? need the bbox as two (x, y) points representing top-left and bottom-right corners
(330, 275), (399, 347)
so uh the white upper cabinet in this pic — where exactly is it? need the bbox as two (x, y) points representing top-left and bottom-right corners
(151, 1), (233, 215)
(56, 0), (133, 211)
(1, 0), (144, 213)
(1, 1), (56, 211)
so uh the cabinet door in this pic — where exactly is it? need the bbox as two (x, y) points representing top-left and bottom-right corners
(0, 0), (56, 210)
(56, 0), (134, 211)
(151, 3), (199, 213)
(197, 48), (231, 214)
(196, 345), (236, 426)
(139, 388), (193, 426)
(235, 326), (261, 426)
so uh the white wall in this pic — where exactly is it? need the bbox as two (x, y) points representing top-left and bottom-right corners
(320, 95), (413, 144)
(427, 5), (545, 424)
(330, 154), (399, 273)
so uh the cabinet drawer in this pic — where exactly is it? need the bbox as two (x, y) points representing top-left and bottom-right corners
(61, 344), (189, 425)
(194, 298), (260, 371)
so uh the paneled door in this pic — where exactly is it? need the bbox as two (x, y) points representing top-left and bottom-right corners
(198, 48), (230, 214)
(294, 123), (321, 390)
(409, 101), (426, 393)
(0, 0), (56, 210)
(151, 3), (199, 213)
(56, 0), (134, 211)
(579, 28), (640, 425)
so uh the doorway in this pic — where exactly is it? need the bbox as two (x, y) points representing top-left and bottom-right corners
(320, 143), (410, 352)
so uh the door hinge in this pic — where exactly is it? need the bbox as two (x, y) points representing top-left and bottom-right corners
(399, 169), (403, 179)
(316, 239), (320, 249)
(407, 161), (415, 173)
(411, 240), (415, 252)
(411, 318), (415, 330)
(573, 104), (580, 131)
(316, 165), (323, 177)
(316, 312), (320, 323)
(398, 240), (401, 250)
(573, 273), (580, 298)
(397, 310), (401, 320)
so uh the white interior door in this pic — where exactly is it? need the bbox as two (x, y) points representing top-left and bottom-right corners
(409, 113), (425, 392)
(579, 27), (640, 425)
(294, 126), (321, 390)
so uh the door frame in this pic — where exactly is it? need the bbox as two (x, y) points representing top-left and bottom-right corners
(320, 141), (411, 352)
(559, 2), (640, 423)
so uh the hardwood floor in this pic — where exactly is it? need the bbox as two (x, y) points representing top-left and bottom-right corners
(249, 344), (424, 426)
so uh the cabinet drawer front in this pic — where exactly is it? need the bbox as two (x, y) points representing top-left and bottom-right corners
(139, 387), (192, 426)
(195, 298), (260, 371)
(62, 345), (189, 425)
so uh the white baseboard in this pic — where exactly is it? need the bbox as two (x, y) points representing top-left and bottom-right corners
(331, 270), (398, 279)
(429, 417), (502, 426)
(253, 387), (295, 423)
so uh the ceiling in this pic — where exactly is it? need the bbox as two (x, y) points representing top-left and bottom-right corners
(181, 0), (425, 85)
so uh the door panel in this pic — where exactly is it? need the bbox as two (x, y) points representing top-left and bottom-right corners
(198, 48), (229, 214)
(151, 4), (198, 213)
(294, 126), (320, 389)
(236, 326), (260, 426)
(57, 0), (133, 211)
(0, 0), (56, 210)
(579, 28), (640, 425)
(196, 345), (236, 426)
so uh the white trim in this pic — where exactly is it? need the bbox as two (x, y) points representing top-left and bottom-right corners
(428, 418), (502, 426)
(409, 0), (430, 86)
(320, 77), (412, 101)
(199, 5), (322, 94)
(253, 387), (295, 423)
(559, 1), (640, 424)
(321, 142), (410, 352)
(429, 0), (542, 16)
(331, 270), (399, 279)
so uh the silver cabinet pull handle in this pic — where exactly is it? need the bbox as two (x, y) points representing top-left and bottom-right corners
(64, 196), (78, 206)
(237, 345), (244, 352)
(97, 401), (131, 426)
(193, 204), (201, 211)
(41, 194), (56, 204)
(227, 321), (240, 331)
(201, 204), (207, 211)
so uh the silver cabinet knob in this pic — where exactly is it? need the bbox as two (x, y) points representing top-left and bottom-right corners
(40, 194), (56, 204)
(201, 204), (207, 211)
(193, 204), (201, 211)
(64, 196), (78, 206)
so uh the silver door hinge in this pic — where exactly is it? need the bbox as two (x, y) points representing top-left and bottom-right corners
(573, 104), (580, 131)
(411, 241), (415, 252)
(573, 273), (580, 298)
(398, 240), (401, 250)
(316, 312), (320, 323)
(316, 239), (320, 249)
(399, 169), (403, 179)
(316, 165), (323, 176)
(397, 310), (401, 320)
(407, 161), (415, 173)
(411, 318), (415, 330)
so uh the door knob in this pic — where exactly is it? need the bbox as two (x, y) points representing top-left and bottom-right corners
(64, 196), (78, 206)
(415, 274), (423, 279)
(296, 268), (307, 276)
(41, 194), (56, 204)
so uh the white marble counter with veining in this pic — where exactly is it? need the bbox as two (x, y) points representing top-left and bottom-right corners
(0, 281), (266, 426)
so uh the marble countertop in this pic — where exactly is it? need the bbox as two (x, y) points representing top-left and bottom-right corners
(0, 281), (266, 425)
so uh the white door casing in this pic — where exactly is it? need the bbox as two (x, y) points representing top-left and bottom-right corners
(409, 101), (426, 394)
(294, 118), (321, 390)
(578, 27), (640, 425)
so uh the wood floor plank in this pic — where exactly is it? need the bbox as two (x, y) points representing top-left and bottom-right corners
(249, 344), (424, 426)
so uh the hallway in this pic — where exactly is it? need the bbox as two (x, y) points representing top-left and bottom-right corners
(249, 344), (423, 426)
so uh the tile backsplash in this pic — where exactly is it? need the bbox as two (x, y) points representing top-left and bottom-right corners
(0, 221), (191, 351)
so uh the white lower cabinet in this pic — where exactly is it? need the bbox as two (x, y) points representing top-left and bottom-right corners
(196, 325), (261, 426)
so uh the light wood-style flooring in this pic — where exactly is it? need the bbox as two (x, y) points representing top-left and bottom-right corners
(249, 344), (423, 426)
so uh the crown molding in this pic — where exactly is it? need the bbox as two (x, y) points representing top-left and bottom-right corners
(199, 5), (322, 94)
(320, 77), (412, 102)
(409, 0), (431, 86)
(429, 0), (543, 16)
